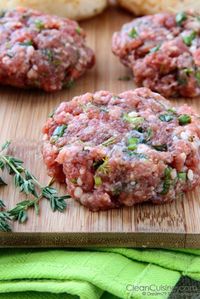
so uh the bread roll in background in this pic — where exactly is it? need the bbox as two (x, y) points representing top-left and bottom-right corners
(117, 0), (200, 15)
(0, 0), (107, 20)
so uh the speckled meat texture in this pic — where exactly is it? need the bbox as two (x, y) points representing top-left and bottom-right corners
(0, 8), (94, 92)
(42, 88), (200, 211)
(112, 12), (200, 98)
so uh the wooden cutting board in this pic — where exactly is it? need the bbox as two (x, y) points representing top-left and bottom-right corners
(1, 7), (200, 248)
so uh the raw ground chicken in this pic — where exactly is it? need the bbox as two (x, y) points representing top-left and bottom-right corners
(112, 11), (200, 98)
(42, 88), (200, 211)
(0, 7), (94, 92)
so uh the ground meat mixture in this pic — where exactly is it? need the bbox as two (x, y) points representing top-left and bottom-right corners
(0, 8), (94, 92)
(42, 88), (200, 211)
(112, 11), (200, 98)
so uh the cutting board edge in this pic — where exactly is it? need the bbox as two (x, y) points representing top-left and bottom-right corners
(0, 231), (195, 248)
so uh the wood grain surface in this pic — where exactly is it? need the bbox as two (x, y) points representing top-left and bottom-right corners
(0, 7), (200, 248)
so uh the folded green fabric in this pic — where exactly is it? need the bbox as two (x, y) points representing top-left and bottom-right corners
(0, 248), (200, 299)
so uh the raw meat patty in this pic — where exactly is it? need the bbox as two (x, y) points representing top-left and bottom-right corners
(0, 8), (94, 92)
(112, 11), (200, 98)
(42, 88), (200, 211)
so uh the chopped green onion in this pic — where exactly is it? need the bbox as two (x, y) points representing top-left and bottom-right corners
(52, 124), (67, 138)
(159, 114), (174, 122)
(128, 28), (138, 38)
(182, 31), (196, 46)
(178, 114), (191, 125)
(178, 172), (187, 181)
(94, 176), (102, 186)
(176, 12), (187, 26)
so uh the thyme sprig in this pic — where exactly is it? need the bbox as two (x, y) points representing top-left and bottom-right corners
(0, 199), (11, 232)
(0, 141), (70, 230)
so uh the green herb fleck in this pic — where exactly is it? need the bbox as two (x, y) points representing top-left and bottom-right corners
(128, 28), (138, 38)
(152, 144), (167, 151)
(20, 40), (33, 46)
(35, 20), (45, 31)
(123, 114), (144, 126)
(149, 44), (161, 54)
(94, 176), (102, 187)
(178, 172), (187, 181)
(101, 137), (116, 147)
(183, 68), (193, 76)
(160, 167), (172, 195)
(159, 114), (174, 122)
(195, 71), (200, 85)
(96, 157), (110, 175)
(52, 125), (67, 138)
(76, 27), (81, 35)
(182, 31), (196, 46)
(70, 178), (77, 184)
(178, 114), (191, 125)
(127, 137), (139, 151)
(176, 12), (187, 26)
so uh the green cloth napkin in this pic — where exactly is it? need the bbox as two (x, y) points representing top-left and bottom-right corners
(0, 248), (200, 299)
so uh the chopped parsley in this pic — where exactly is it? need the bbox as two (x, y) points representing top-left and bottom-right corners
(160, 167), (172, 195)
(182, 31), (196, 46)
(176, 12), (187, 26)
(159, 114), (174, 122)
(178, 114), (191, 125)
(128, 28), (138, 38)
